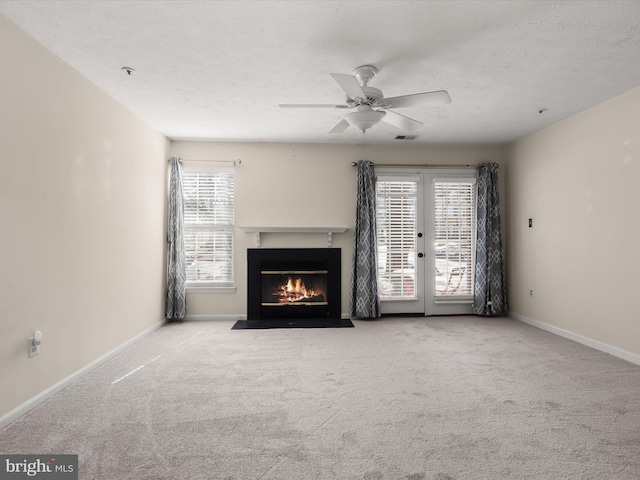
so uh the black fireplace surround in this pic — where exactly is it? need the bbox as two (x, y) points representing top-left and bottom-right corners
(247, 248), (341, 323)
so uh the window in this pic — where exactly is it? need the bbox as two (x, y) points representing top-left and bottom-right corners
(434, 179), (475, 298)
(182, 166), (234, 289)
(376, 177), (418, 299)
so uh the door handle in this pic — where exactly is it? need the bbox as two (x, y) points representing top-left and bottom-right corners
(417, 253), (424, 258)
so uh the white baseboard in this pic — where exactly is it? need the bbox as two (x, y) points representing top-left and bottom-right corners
(510, 312), (640, 367)
(184, 314), (245, 321)
(0, 320), (165, 430)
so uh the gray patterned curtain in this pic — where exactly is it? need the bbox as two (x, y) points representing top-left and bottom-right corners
(350, 160), (380, 319)
(165, 157), (186, 320)
(474, 162), (507, 316)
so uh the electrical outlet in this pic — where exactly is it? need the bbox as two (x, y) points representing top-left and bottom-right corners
(529, 289), (534, 297)
(28, 339), (40, 357)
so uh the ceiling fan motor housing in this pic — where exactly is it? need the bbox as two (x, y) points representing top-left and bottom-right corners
(346, 86), (384, 106)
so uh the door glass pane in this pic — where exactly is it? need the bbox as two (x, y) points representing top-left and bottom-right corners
(376, 179), (417, 299)
(434, 181), (475, 297)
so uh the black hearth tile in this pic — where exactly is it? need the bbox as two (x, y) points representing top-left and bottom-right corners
(231, 318), (354, 330)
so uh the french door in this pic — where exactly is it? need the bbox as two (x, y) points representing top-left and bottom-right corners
(376, 168), (477, 316)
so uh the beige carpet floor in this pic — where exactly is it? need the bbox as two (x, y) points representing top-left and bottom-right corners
(2, 316), (640, 479)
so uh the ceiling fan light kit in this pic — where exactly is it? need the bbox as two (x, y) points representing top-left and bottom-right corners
(345, 105), (386, 132)
(279, 64), (451, 135)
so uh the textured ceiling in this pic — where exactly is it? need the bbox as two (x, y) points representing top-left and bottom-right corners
(2, 1), (640, 145)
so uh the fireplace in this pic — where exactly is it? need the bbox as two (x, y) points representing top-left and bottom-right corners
(247, 248), (341, 322)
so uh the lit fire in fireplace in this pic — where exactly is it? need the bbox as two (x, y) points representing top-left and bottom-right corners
(275, 277), (325, 303)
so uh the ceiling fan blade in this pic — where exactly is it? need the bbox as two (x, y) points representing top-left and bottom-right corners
(381, 110), (423, 131)
(328, 118), (350, 133)
(383, 90), (451, 108)
(279, 104), (350, 109)
(330, 73), (367, 101)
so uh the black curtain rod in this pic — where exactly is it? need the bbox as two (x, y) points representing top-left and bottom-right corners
(351, 162), (478, 168)
(168, 158), (241, 166)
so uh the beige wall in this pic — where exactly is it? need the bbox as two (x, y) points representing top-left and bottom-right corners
(170, 141), (505, 318)
(0, 16), (168, 419)
(506, 85), (640, 357)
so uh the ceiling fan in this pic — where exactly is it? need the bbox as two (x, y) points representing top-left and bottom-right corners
(279, 65), (451, 134)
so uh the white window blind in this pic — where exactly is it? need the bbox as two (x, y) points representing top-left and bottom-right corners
(376, 178), (418, 299)
(434, 179), (475, 297)
(182, 167), (234, 286)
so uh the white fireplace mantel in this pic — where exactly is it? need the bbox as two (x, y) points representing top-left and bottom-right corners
(239, 227), (349, 247)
